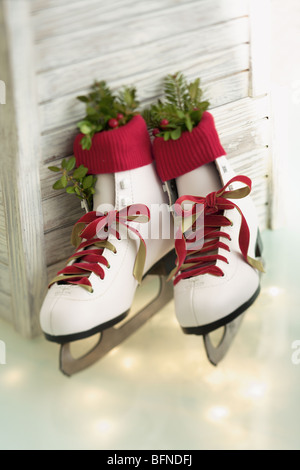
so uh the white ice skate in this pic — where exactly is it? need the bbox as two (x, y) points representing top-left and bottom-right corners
(167, 156), (264, 365)
(40, 117), (175, 375)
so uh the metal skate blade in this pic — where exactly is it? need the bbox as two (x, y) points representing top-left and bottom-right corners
(59, 275), (173, 376)
(203, 313), (245, 366)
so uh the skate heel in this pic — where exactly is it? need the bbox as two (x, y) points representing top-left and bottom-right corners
(255, 228), (263, 257)
(255, 228), (266, 274)
(147, 249), (177, 277)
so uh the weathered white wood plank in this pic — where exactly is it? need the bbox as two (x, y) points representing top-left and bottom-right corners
(0, 290), (12, 323)
(47, 259), (68, 285)
(30, 0), (86, 13)
(0, 231), (8, 266)
(37, 16), (250, 103)
(42, 192), (83, 233)
(220, 118), (270, 157)
(0, 0), (48, 336)
(41, 126), (77, 163)
(0, 186), (8, 265)
(267, 86), (289, 229)
(0, 190), (10, 287)
(44, 223), (80, 267)
(35, 0), (249, 72)
(39, 67), (250, 133)
(229, 148), (270, 176)
(30, 0), (134, 15)
(40, 96), (270, 162)
(32, 0), (196, 41)
(249, 0), (271, 97)
(0, 261), (10, 294)
(211, 96), (270, 133)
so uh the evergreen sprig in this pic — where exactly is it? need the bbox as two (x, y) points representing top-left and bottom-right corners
(77, 81), (140, 150)
(143, 72), (210, 141)
(48, 156), (96, 212)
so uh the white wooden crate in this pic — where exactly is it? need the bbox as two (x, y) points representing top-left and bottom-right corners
(0, 0), (273, 337)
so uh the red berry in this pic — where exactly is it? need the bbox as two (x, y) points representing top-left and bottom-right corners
(152, 128), (160, 137)
(117, 113), (124, 120)
(108, 118), (119, 129)
(160, 119), (169, 127)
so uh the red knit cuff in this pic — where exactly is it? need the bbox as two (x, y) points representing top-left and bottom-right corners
(152, 112), (226, 181)
(73, 115), (153, 175)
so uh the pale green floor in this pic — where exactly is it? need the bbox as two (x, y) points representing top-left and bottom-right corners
(0, 226), (299, 450)
(0, 0), (300, 451)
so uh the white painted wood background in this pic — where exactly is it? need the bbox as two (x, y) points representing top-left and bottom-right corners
(0, 0), (273, 337)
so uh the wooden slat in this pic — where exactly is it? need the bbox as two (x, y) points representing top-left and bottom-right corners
(47, 258), (68, 284)
(32, 0), (195, 41)
(37, 16), (250, 103)
(42, 192), (83, 233)
(211, 96), (270, 133)
(0, 290), (12, 323)
(0, 187), (8, 265)
(30, 0), (89, 13)
(0, 261), (10, 295)
(41, 126), (77, 162)
(0, 0), (48, 337)
(40, 96), (270, 162)
(229, 148), (270, 178)
(39, 69), (250, 133)
(219, 117), (269, 157)
(34, 0), (249, 72)
(249, 0), (271, 97)
(44, 223), (78, 267)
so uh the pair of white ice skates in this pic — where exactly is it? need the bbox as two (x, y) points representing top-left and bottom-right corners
(40, 114), (264, 375)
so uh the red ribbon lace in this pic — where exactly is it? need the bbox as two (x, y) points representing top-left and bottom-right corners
(49, 204), (150, 292)
(170, 175), (263, 285)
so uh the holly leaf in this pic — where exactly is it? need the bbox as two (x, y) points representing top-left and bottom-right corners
(83, 175), (94, 189)
(65, 156), (76, 172)
(176, 110), (185, 119)
(77, 96), (90, 103)
(48, 166), (61, 172)
(60, 174), (68, 188)
(86, 106), (98, 116)
(80, 135), (92, 150)
(53, 179), (64, 190)
(73, 165), (88, 179)
(171, 127), (182, 140)
(78, 120), (93, 135)
(66, 186), (76, 194)
(185, 115), (193, 132)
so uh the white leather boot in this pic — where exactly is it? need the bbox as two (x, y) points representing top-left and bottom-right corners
(173, 155), (264, 335)
(40, 116), (174, 345)
(152, 112), (264, 351)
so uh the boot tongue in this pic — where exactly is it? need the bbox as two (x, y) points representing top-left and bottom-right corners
(176, 162), (223, 271)
(93, 173), (115, 212)
(176, 161), (222, 197)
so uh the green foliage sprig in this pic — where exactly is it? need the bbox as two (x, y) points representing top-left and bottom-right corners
(49, 156), (96, 212)
(143, 72), (210, 141)
(77, 80), (140, 150)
